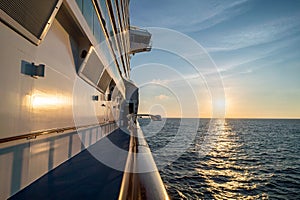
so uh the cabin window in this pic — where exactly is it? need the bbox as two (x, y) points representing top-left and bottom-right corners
(99, 0), (114, 37)
(75, 0), (125, 89)
(76, 0), (105, 44)
(99, 0), (119, 56)
(76, 0), (83, 11)
(110, 0), (123, 37)
(82, 0), (94, 32)
(94, 12), (105, 43)
(116, 0), (124, 30)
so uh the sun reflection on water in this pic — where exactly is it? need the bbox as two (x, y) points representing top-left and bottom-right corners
(196, 119), (268, 199)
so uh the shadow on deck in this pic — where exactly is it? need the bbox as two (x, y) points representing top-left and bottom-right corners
(9, 129), (130, 200)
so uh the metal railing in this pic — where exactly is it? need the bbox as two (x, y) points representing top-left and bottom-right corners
(118, 115), (169, 200)
(0, 121), (116, 144)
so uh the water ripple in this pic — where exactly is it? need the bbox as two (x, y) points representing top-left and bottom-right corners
(140, 118), (300, 199)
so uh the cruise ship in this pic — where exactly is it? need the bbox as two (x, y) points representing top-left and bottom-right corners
(0, 0), (168, 199)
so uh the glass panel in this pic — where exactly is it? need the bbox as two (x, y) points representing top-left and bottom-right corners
(75, 0), (125, 89)
(76, 0), (82, 11)
(99, 0), (113, 37)
(94, 13), (105, 43)
(116, 0), (124, 31)
(117, 0), (124, 28)
(96, 37), (120, 80)
(83, 0), (94, 32)
(111, 0), (124, 53)
(110, 0), (120, 33)
(110, 61), (122, 84)
(99, 0), (122, 71)
(116, 0), (129, 74)
(116, 55), (125, 76)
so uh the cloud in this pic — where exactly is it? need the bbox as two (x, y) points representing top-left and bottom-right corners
(149, 79), (170, 85)
(155, 94), (170, 100)
(206, 14), (300, 53)
(131, 0), (250, 32)
(212, 30), (300, 73)
(178, 0), (251, 33)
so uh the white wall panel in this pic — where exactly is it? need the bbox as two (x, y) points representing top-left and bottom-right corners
(0, 152), (13, 199)
(71, 134), (82, 156)
(28, 141), (50, 183)
(53, 137), (69, 169)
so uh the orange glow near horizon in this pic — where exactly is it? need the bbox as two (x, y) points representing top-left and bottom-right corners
(139, 93), (300, 119)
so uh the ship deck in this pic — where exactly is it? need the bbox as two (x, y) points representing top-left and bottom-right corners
(9, 129), (130, 200)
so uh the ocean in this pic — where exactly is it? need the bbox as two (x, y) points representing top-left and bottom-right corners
(139, 118), (300, 199)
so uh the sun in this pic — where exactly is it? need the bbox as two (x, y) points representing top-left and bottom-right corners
(212, 98), (229, 118)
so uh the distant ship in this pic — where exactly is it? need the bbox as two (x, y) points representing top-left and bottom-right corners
(0, 0), (168, 199)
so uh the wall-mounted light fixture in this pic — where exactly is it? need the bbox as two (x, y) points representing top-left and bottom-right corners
(21, 60), (45, 78)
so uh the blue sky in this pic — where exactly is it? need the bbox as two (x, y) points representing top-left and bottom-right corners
(129, 0), (300, 118)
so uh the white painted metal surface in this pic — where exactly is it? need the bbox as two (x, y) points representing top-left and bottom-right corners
(0, 0), (164, 199)
(0, 123), (117, 199)
(0, 2), (122, 198)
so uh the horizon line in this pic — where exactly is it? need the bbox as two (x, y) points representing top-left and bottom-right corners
(157, 117), (300, 120)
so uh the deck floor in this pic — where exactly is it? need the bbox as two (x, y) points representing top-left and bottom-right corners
(9, 129), (130, 200)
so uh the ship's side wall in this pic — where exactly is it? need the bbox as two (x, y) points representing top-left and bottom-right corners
(0, 0), (132, 198)
(0, 6), (117, 140)
(0, 10), (118, 200)
(0, 123), (117, 200)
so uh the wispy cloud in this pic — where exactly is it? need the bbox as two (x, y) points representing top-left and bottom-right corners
(155, 94), (170, 100)
(178, 0), (251, 33)
(211, 28), (300, 72)
(131, 0), (250, 31)
(206, 14), (300, 53)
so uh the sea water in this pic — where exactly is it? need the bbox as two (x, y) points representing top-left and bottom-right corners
(139, 118), (300, 199)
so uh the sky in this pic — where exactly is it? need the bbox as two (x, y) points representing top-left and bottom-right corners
(129, 0), (300, 119)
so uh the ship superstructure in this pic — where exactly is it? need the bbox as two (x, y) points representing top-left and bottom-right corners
(0, 0), (167, 199)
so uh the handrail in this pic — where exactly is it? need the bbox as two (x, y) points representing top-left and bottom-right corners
(118, 116), (169, 200)
(0, 121), (116, 144)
